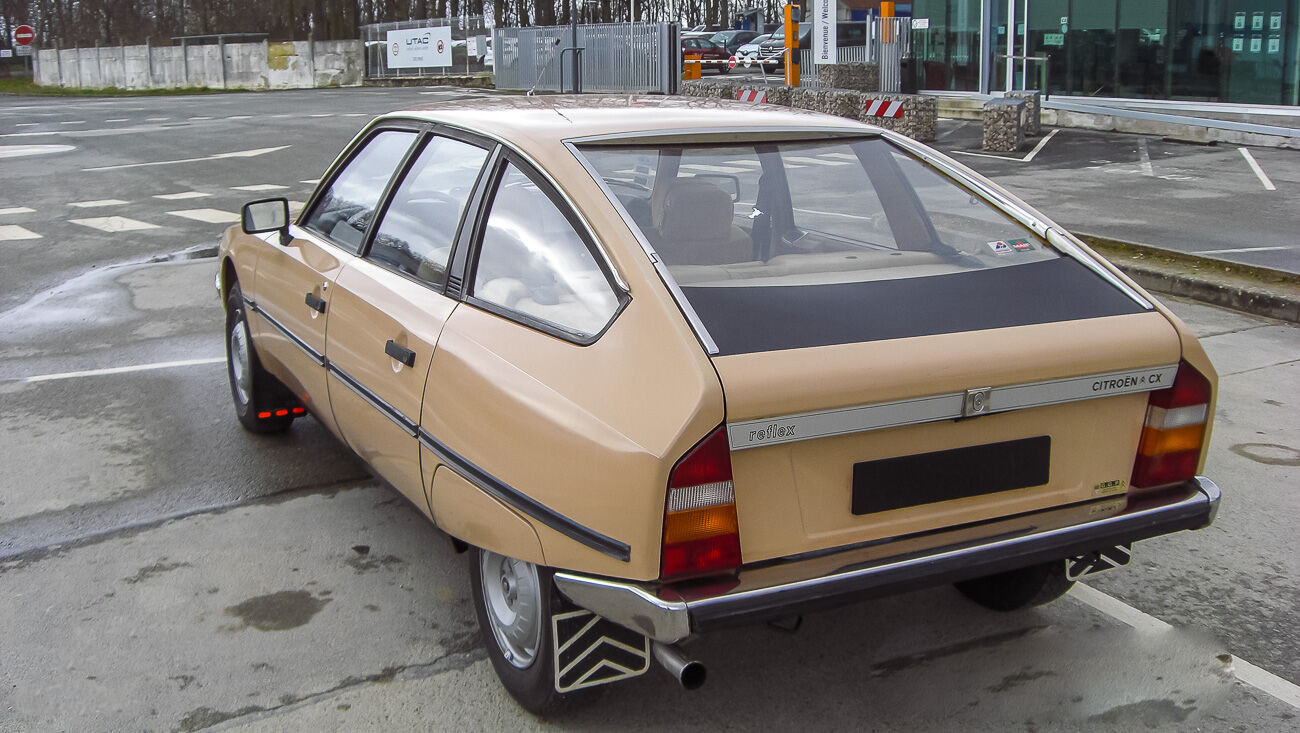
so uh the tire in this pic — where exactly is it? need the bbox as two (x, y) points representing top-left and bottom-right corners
(717, 63), (731, 75)
(470, 548), (568, 715)
(954, 560), (1075, 612)
(225, 282), (296, 434)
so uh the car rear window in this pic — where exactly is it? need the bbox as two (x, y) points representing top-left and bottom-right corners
(578, 138), (1145, 354)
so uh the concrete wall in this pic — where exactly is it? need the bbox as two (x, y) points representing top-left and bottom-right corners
(34, 40), (362, 90)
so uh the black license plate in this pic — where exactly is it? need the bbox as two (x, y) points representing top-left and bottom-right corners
(851, 436), (1051, 515)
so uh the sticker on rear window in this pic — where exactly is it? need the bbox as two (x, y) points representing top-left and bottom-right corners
(1011, 238), (1035, 251)
(986, 240), (1012, 254)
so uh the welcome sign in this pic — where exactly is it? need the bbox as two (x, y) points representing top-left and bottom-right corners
(813, 0), (836, 65)
(387, 26), (453, 68)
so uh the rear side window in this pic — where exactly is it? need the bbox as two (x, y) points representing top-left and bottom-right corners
(471, 164), (620, 339)
(368, 135), (489, 287)
(579, 138), (1145, 354)
(303, 130), (416, 251)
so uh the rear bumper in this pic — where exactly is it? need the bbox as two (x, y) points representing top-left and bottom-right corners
(554, 476), (1220, 644)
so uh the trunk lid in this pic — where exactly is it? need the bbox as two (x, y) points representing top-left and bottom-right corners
(715, 311), (1181, 564)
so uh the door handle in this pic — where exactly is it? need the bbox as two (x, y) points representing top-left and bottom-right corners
(385, 340), (416, 367)
(305, 292), (326, 313)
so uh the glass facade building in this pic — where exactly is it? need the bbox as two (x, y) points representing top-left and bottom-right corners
(909, 0), (1300, 106)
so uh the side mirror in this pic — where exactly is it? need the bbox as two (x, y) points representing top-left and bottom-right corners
(241, 198), (290, 237)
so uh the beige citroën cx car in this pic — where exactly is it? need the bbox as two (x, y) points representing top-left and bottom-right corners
(217, 96), (1220, 713)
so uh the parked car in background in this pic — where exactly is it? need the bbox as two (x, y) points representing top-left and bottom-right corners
(759, 22), (868, 68)
(709, 29), (761, 56)
(735, 34), (772, 64)
(682, 37), (730, 74)
(219, 95), (1220, 715)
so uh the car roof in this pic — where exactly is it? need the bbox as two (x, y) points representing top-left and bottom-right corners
(385, 95), (875, 155)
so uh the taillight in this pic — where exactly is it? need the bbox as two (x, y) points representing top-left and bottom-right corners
(660, 427), (742, 580)
(1131, 360), (1211, 489)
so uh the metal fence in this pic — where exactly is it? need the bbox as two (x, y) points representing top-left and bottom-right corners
(362, 16), (490, 79)
(798, 45), (869, 89)
(493, 22), (677, 94)
(876, 17), (912, 93)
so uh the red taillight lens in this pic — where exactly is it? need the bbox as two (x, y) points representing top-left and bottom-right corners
(661, 427), (742, 581)
(1131, 360), (1211, 489)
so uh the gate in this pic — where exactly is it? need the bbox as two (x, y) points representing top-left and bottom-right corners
(493, 22), (677, 94)
(798, 16), (911, 91)
(362, 16), (490, 79)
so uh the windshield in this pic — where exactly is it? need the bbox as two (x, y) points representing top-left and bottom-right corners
(579, 138), (1143, 354)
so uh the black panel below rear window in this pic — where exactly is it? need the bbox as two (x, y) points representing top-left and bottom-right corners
(685, 258), (1146, 355)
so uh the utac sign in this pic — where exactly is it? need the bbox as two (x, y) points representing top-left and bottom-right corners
(386, 26), (452, 69)
(14, 24), (35, 45)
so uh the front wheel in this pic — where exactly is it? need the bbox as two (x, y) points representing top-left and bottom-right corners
(470, 548), (565, 714)
(225, 282), (297, 434)
(954, 560), (1075, 612)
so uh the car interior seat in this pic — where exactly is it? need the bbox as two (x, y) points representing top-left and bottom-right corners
(653, 178), (753, 266)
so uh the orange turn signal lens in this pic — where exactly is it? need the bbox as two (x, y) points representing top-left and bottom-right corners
(663, 504), (739, 545)
(1137, 424), (1204, 457)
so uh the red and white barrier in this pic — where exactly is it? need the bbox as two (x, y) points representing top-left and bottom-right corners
(864, 99), (904, 119)
(736, 89), (767, 103)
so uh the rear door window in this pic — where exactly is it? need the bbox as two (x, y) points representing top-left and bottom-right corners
(368, 134), (489, 287)
(303, 130), (417, 251)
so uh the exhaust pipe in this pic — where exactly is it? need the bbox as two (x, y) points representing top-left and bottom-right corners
(652, 642), (707, 690)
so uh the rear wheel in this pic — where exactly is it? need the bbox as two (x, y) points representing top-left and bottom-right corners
(225, 282), (296, 434)
(470, 548), (567, 715)
(954, 561), (1075, 612)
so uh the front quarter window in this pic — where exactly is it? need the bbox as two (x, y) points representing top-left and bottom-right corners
(303, 129), (417, 251)
(470, 164), (621, 340)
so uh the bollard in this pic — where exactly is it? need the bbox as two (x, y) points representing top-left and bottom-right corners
(982, 98), (1027, 152)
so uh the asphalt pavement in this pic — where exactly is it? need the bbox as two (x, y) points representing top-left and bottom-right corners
(1, 86), (1298, 731)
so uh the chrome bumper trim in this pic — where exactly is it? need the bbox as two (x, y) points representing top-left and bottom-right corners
(554, 477), (1219, 643)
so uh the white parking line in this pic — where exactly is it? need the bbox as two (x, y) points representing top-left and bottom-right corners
(785, 156), (851, 166)
(83, 145), (290, 172)
(166, 208), (240, 224)
(232, 184), (290, 192)
(0, 224), (42, 240)
(145, 117), (169, 122)
(0, 207), (36, 216)
(14, 357), (225, 384)
(952, 129), (1060, 163)
(227, 115), (252, 120)
(1239, 148), (1277, 191)
(1137, 138), (1154, 176)
(681, 163), (750, 174)
(189, 116), (213, 121)
(59, 120), (86, 125)
(1071, 583), (1300, 711)
(309, 113), (334, 118)
(300, 179), (321, 185)
(14, 122), (39, 127)
(68, 199), (129, 208)
(105, 118), (129, 123)
(154, 191), (212, 200)
(69, 216), (160, 232)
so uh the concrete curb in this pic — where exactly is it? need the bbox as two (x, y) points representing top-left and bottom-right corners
(1080, 234), (1300, 324)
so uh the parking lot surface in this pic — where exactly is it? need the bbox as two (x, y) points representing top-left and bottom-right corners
(1, 87), (1297, 731)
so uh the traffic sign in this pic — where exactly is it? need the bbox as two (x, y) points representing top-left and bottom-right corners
(728, 56), (737, 69)
(14, 25), (35, 45)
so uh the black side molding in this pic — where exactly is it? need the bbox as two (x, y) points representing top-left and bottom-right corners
(419, 429), (632, 562)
